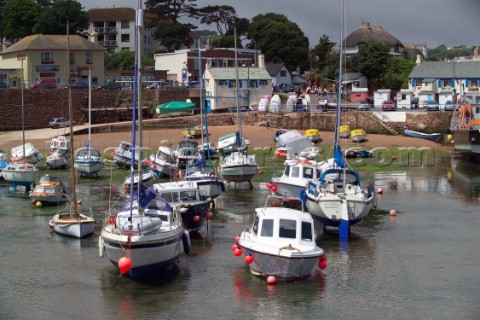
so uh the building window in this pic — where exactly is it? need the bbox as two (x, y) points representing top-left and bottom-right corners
(259, 80), (268, 86)
(121, 34), (130, 42)
(218, 80), (227, 86)
(41, 52), (53, 64)
(415, 80), (422, 86)
(471, 80), (478, 87)
(442, 80), (451, 87)
(280, 70), (287, 77)
(229, 80), (236, 88)
(249, 80), (256, 88)
(86, 52), (93, 65)
(121, 20), (130, 29)
(70, 52), (75, 65)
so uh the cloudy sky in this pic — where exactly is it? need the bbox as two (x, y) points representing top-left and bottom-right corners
(81, 0), (480, 49)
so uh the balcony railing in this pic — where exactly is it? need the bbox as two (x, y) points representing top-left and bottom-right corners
(98, 40), (117, 47)
(94, 27), (117, 34)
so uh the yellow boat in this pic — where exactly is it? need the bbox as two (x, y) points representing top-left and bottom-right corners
(339, 125), (350, 138)
(350, 129), (366, 142)
(181, 125), (206, 137)
(305, 129), (320, 142)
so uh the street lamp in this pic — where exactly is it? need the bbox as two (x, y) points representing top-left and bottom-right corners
(243, 63), (254, 109)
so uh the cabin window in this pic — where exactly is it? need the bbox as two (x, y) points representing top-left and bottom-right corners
(260, 219), (274, 237)
(279, 219), (296, 239)
(301, 222), (313, 241)
(291, 166), (300, 178)
(161, 192), (179, 203)
(252, 216), (259, 235)
(303, 167), (314, 179)
(284, 165), (290, 176)
(179, 190), (196, 201)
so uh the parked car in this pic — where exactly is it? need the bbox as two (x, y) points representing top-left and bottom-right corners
(147, 81), (171, 90)
(67, 80), (89, 89)
(101, 80), (122, 90)
(444, 100), (456, 111)
(381, 100), (396, 111)
(31, 78), (57, 89)
(49, 117), (74, 129)
(357, 100), (372, 111)
(426, 102), (440, 111)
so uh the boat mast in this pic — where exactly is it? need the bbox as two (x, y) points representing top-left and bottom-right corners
(136, 0), (143, 191)
(233, 26), (242, 146)
(334, 0), (345, 150)
(88, 67), (92, 156)
(67, 22), (78, 217)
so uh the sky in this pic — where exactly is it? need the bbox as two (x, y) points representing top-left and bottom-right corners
(81, 0), (480, 49)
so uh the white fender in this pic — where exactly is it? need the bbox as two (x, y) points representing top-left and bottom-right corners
(98, 237), (105, 258)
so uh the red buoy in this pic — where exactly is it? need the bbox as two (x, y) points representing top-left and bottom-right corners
(118, 257), (132, 275)
(232, 244), (239, 251)
(145, 159), (151, 165)
(77, 199), (82, 205)
(271, 185), (278, 192)
(267, 276), (276, 285)
(206, 211), (213, 218)
(234, 248), (242, 256)
(389, 209), (397, 217)
(271, 201), (277, 207)
(234, 235), (240, 243)
(108, 216), (115, 225)
(244, 255), (254, 265)
(377, 187), (383, 194)
(258, 169), (263, 175)
(193, 215), (200, 222)
(152, 165), (157, 170)
(266, 182), (273, 189)
(319, 261), (327, 270)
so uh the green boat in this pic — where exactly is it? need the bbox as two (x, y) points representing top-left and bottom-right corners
(156, 101), (195, 115)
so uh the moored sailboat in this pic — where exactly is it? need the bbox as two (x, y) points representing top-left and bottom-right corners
(99, 4), (188, 279)
(49, 25), (95, 239)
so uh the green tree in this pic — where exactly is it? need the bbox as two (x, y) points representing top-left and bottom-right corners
(145, 0), (197, 24)
(193, 5), (235, 37)
(380, 58), (416, 90)
(33, 0), (89, 35)
(347, 40), (390, 90)
(310, 35), (336, 73)
(104, 50), (135, 71)
(1, 0), (41, 40)
(247, 13), (309, 73)
(153, 23), (192, 52)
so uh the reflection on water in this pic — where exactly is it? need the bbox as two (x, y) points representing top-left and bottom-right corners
(1, 155), (480, 319)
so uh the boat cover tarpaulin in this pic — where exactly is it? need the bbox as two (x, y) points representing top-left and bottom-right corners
(156, 101), (195, 115)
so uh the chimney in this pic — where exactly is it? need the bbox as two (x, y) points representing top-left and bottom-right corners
(258, 54), (265, 68)
(416, 54), (422, 64)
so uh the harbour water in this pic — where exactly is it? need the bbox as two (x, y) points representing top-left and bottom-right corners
(1, 156), (479, 320)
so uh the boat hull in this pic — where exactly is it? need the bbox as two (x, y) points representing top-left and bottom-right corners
(239, 236), (323, 279)
(220, 164), (257, 183)
(351, 134), (366, 142)
(179, 202), (209, 232)
(46, 155), (70, 169)
(270, 179), (304, 198)
(450, 128), (480, 156)
(305, 195), (373, 227)
(49, 213), (95, 238)
(31, 194), (68, 206)
(2, 169), (38, 187)
(404, 129), (441, 141)
(74, 160), (104, 176)
(100, 230), (186, 279)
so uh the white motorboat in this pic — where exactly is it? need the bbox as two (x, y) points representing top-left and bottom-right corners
(99, 188), (189, 279)
(271, 158), (334, 198)
(122, 169), (158, 191)
(46, 136), (71, 169)
(219, 151), (257, 188)
(175, 139), (200, 169)
(30, 174), (69, 206)
(238, 195), (326, 280)
(1, 162), (39, 190)
(148, 146), (177, 178)
(350, 129), (366, 142)
(74, 147), (104, 177)
(114, 141), (140, 169)
(10, 143), (43, 164)
(183, 161), (225, 201)
(217, 132), (250, 156)
(153, 180), (209, 232)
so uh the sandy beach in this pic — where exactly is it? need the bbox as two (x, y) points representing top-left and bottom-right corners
(0, 124), (452, 155)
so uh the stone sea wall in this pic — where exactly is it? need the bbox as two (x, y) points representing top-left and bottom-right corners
(0, 88), (452, 134)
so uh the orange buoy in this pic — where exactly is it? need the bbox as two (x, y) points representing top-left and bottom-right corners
(389, 209), (397, 217)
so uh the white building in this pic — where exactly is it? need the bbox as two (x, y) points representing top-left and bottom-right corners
(87, 7), (163, 53)
(204, 62), (272, 112)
